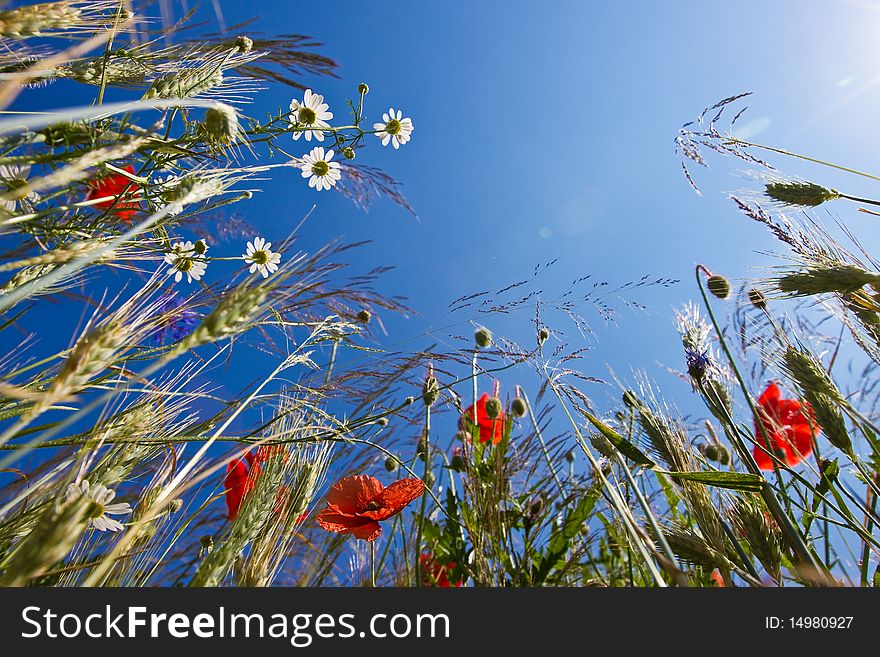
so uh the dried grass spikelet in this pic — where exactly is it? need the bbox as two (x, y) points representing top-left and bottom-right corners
(0, 2), (82, 37)
(141, 48), (260, 101)
(191, 447), (287, 587)
(170, 285), (266, 356)
(25, 286), (164, 419)
(62, 55), (152, 87)
(0, 238), (114, 272)
(782, 346), (845, 404)
(27, 134), (152, 195)
(764, 181), (840, 207)
(240, 423), (332, 586)
(729, 495), (782, 581)
(0, 492), (90, 586)
(662, 521), (726, 570)
(782, 346), (852, 453)
(777, 264), (880, 298)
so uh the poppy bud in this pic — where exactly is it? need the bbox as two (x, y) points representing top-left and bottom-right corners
(700, 443), (719, 461)
(538, 327), (550, 344)
(404, 396), (415, 406)
(622, 390), (638, 408)
(193, 239), (208, 255)
(484, 396), (502, 420)
(384, 456), (399, 472)
(343, 147), (356, 160)
(451, 447), (465, 472)
(475, 326), (492, 348)
(358, 83), (370, 95)
(748, 288), (767, 309)
(376, 416), (389, 426)
(356, 309), (371, 324)
(564, 450), (575, 463)
(707, 275), (731, 299)
(511, 397), (527, 418)
(423, 376), (440, 407)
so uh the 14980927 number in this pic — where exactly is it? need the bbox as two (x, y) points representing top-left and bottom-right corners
(790, 617), (853, 629)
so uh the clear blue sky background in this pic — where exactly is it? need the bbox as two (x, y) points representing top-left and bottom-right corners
(10, 0), (880, 459)
(211, 0), (880, 409)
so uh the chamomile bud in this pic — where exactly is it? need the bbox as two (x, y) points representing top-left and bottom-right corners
(193, 239), (208, 255)
(358, 83), (370, 95)
(234, 35), (254, 54)
(356, 309), (372, 324)
(343, 147), (356, 160)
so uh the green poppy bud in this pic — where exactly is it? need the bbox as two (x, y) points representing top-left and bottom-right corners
(484, 396), (502, 420)
(511, 397), (527, 418)
(707, 275), (730, 299)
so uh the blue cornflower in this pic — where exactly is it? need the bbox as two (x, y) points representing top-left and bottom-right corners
(685, 346), (710, 383)
(152, 293), (199, 345)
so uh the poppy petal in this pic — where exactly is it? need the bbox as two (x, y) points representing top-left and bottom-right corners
(325, 474), (385, 515)
(315, 507), (382, 541)
(361, 478), (425, 521)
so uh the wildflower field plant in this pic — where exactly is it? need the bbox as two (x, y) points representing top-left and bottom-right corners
(0, 2), (878, 591)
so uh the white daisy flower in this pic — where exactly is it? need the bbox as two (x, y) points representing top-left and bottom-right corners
(289, 89), (333, 142)
(0, 163), (40, 213)
(299, 147), (342, 191)
(66, 479), (132, 532)
(241, 237), (281, 278)
(242, 236), (282, 278)
(164, 240), (208, 284)
(373, 108), (413, 149)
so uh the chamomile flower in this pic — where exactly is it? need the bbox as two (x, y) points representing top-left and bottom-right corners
(66, 480), (132, 532)
(164, 241), (208, 284)
(0, 163), (40, 213)
(300, 147), (342, 191)
(289, 89), (333, 142)
(373, 108), (413, 149)
(243, 236), (282, 278)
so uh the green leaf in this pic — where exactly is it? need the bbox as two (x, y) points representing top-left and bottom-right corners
(534, 487), (600, 583)
(582, 409), (656, 468)
(664, 470), (764, 492)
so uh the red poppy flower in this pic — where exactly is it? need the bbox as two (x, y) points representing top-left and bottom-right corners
(85, 165), (140, 222)
(224, 450), (261, 521)
(753, 382), (818, 471)
(315, 475), (425, 542)
(420, 553), (462, 588)
(459, 392), (505, 445)
(710, 569), (725, 587)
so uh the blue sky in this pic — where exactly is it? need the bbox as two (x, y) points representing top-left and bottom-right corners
(210, 0), (880, 407)
(9, 0), (880, 463)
